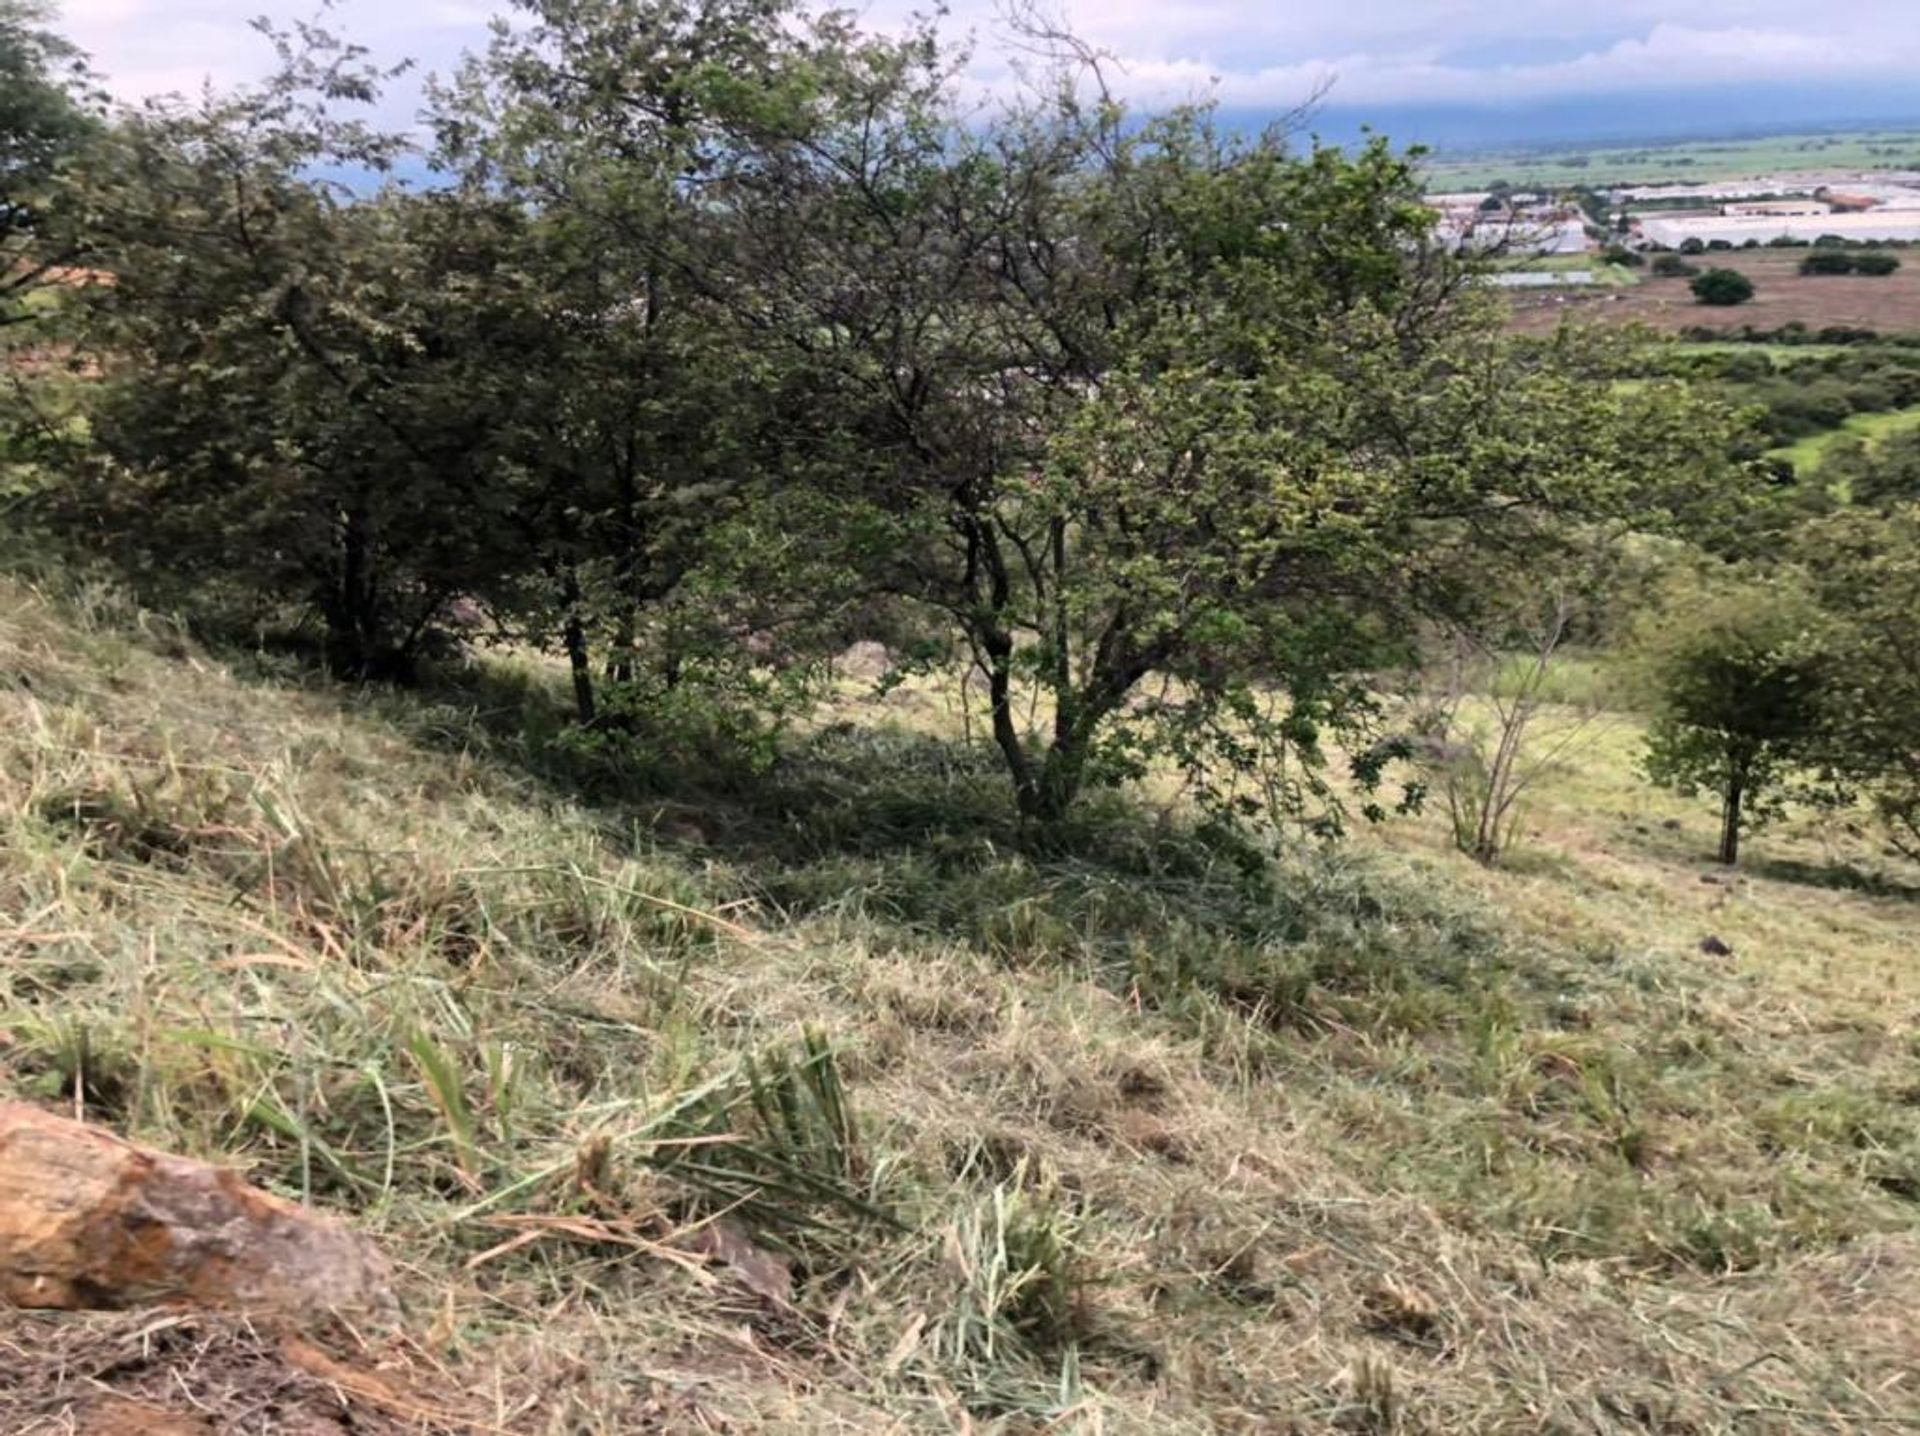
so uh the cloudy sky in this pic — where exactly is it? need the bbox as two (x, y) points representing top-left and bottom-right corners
(48, 0), (1920, 146)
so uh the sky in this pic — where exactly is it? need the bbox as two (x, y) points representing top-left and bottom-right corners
(48, 0), (1920, 150)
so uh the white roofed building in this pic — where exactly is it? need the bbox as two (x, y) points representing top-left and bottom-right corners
(1639, 211), (1920, 248)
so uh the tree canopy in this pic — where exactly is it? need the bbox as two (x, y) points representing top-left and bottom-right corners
(1690, 268), (1755, 306)
(41, 0), (1762, 828)
(1637, 577), (1831, 865)
(0, 0), (97, 320)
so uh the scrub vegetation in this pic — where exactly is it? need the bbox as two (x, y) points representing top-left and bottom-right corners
(4, 2), (1919, 1431)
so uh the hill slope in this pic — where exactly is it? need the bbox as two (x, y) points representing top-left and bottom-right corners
(1, 573), (1916, 1433)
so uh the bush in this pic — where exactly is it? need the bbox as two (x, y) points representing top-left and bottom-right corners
(1651, 254), (1699, 278)
(1691, 268), (1756, 306)
(1800, 251), (1857, 276)
(1855, 253), (1902, 276)
(1637, 577), (1831, 866)
(1679, 237), (1706, 255)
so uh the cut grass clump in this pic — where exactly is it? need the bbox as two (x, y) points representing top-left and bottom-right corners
(916, 1165), (1089, 1417)
(638, 1029), (901, 1251)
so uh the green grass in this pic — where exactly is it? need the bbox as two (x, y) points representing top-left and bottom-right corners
(1669, 342), (1853, 363)
(1769, 405), (1920, 472)
(1489, 255), (1643, 289)
(2, 570), (1918, 1432)
(1424, 127), (1920, 191)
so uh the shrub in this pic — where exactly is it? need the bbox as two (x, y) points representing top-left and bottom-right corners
(1855, 252), (1902, 276)
(1637, 578), (1831, 866)
(1651, 254), (1699, 278)
(1800, 251), (1857, 276)
(1691, 268), (1756, 306)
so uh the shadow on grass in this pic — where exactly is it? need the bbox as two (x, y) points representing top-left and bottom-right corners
(1745, 855), (1920, 902)
(0, 556), (1527, 1049)
(373, 658), (1519, 1041)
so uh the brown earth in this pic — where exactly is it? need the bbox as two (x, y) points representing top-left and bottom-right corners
(1506, 248), (1920, 335)
(0, 1311), (478, 1435)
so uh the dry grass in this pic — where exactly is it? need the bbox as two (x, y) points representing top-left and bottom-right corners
(2, 572), (1918, 1433)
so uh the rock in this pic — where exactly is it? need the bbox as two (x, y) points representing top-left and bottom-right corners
(679, 1217), (794, 1310)
(0, 1103), (393, 1319)
(835, 640), (894, 681)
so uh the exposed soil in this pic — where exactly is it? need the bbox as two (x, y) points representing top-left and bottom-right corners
(0, 1311), (476, 1435)
(1505, 248), (1920, 335)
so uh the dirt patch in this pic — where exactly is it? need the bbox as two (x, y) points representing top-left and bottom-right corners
(0, 1310), (477, 1434)
(1506, 249), (1920, 336)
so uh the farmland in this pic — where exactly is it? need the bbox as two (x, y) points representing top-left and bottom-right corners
(1424, 128), (1920, 192)
(1504, 248), (1920, 336)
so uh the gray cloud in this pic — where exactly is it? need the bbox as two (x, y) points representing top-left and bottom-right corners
(53, 0), (1920, 119)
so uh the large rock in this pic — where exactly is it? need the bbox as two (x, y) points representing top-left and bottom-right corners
(0, 1102), (393, 1318)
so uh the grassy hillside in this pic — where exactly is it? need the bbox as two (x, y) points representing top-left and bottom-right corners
(3, 570), (1918, 1433)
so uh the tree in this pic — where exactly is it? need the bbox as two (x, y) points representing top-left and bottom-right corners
(1638, 578), (1830, 865)
(1690, 268), (1755, 306)
(1797, 505), (1920, 860)
(1, 0), (97, 323)
(707, 33), (1756, 824)
(1815, 428), (1920, 509)
(1678, 236), (1706, 255)
(427, 0), (825, 724)
(1410, 581), (1616, 867)
(66, 22), (537, 677)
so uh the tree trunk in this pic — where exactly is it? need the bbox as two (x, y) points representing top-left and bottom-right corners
(560, 569), (596, 725)
(984, 643), (1039, 818)
(323, 502), (380, 679)
(1719, 771), (1744, 866)
(564, 614), (596, 725)
(1029, 734), (1088, 824)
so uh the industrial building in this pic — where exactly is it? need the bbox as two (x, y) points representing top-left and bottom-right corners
(1638, 210), (1920, 248)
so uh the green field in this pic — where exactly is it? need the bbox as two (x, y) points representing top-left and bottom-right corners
(1770, 404), (1920, 471)
(1424, 128), (1920, 192)
(1669, 342), (1852, 362)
